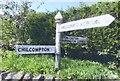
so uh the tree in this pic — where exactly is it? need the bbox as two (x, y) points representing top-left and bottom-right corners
(26, 12), (54, 45)
(0, 1), (42, 50)
(60, 2), (120, 56)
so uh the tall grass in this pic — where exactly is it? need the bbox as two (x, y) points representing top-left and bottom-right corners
(1, 50), (119, 79)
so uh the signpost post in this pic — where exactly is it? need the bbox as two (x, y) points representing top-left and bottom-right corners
(55, 12), (63, 70)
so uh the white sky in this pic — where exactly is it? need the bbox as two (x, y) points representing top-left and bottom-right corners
(0, 0), (118, 12)
(0, 0), (118, 2)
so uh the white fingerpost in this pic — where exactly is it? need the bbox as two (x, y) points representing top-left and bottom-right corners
(55, 12), (63, 70)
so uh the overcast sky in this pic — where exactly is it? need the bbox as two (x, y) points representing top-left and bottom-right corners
(0, 0), (117, 12)
(30, 2), (96, 12)
(0, 0), (116, 2)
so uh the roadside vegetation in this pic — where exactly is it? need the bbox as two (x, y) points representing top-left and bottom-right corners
(0, 1), (120, 79)
(1, 50), (119, 79)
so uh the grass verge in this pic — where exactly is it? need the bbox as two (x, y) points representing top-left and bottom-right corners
(0, 50), (119, 79)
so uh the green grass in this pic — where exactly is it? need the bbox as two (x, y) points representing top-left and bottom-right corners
(1, 50), (119, 79)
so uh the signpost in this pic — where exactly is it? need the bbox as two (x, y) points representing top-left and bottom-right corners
(16, 45), (56, 54)
(61, 36), (88, 44)
(54, 12), (115, 70)
(16, 12), (115, 70)
(59, 14), (115, 32)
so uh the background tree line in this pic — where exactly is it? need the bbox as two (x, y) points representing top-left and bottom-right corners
(0, 1), (120, 61)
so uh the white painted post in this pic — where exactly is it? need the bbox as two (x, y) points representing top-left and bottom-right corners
(55, 12), (63, 70)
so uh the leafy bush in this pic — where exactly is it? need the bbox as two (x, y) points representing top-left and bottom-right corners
(60, 2), (120, 56)
(27, 12), (54, 45)
(0, 1), (120, 79)
(1, 50), (119, 79)
(1, 2), (119, 56)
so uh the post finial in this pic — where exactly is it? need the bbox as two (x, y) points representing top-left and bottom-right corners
(55, 12), (63, 21)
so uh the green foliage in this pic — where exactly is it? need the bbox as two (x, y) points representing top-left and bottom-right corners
(1, 2), (55, 49)
(60, 2), (120, 56)
(1, 50), (55, 76)
(58, 58), (119, 79)
(1, 18), (16, 50)
(1, 51), (119, 79)
(1, 2), (32, 50)
(27, 12), (54, 45)
(1, 2), (119, 56)
(1, 1), (120, 79)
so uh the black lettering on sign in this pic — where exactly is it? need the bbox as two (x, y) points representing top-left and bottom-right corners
(39, 48), (41, 51)
(44, 48), (50, 51)
(41, 48), (49, 52)
(35, 48), (38, 51)
(17, 47), (52, 53)
(18, 48), (21, 52)
(32, 48), (35, 52)
(95, 20), (100, 24)
(29, 48), (32, 52)
(22, 48), (25, 52)
(26, 48), (29, 52)
(70, 23), (75, 28)
(86, 21), (89, 25)
(42, 48), (44, 51)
